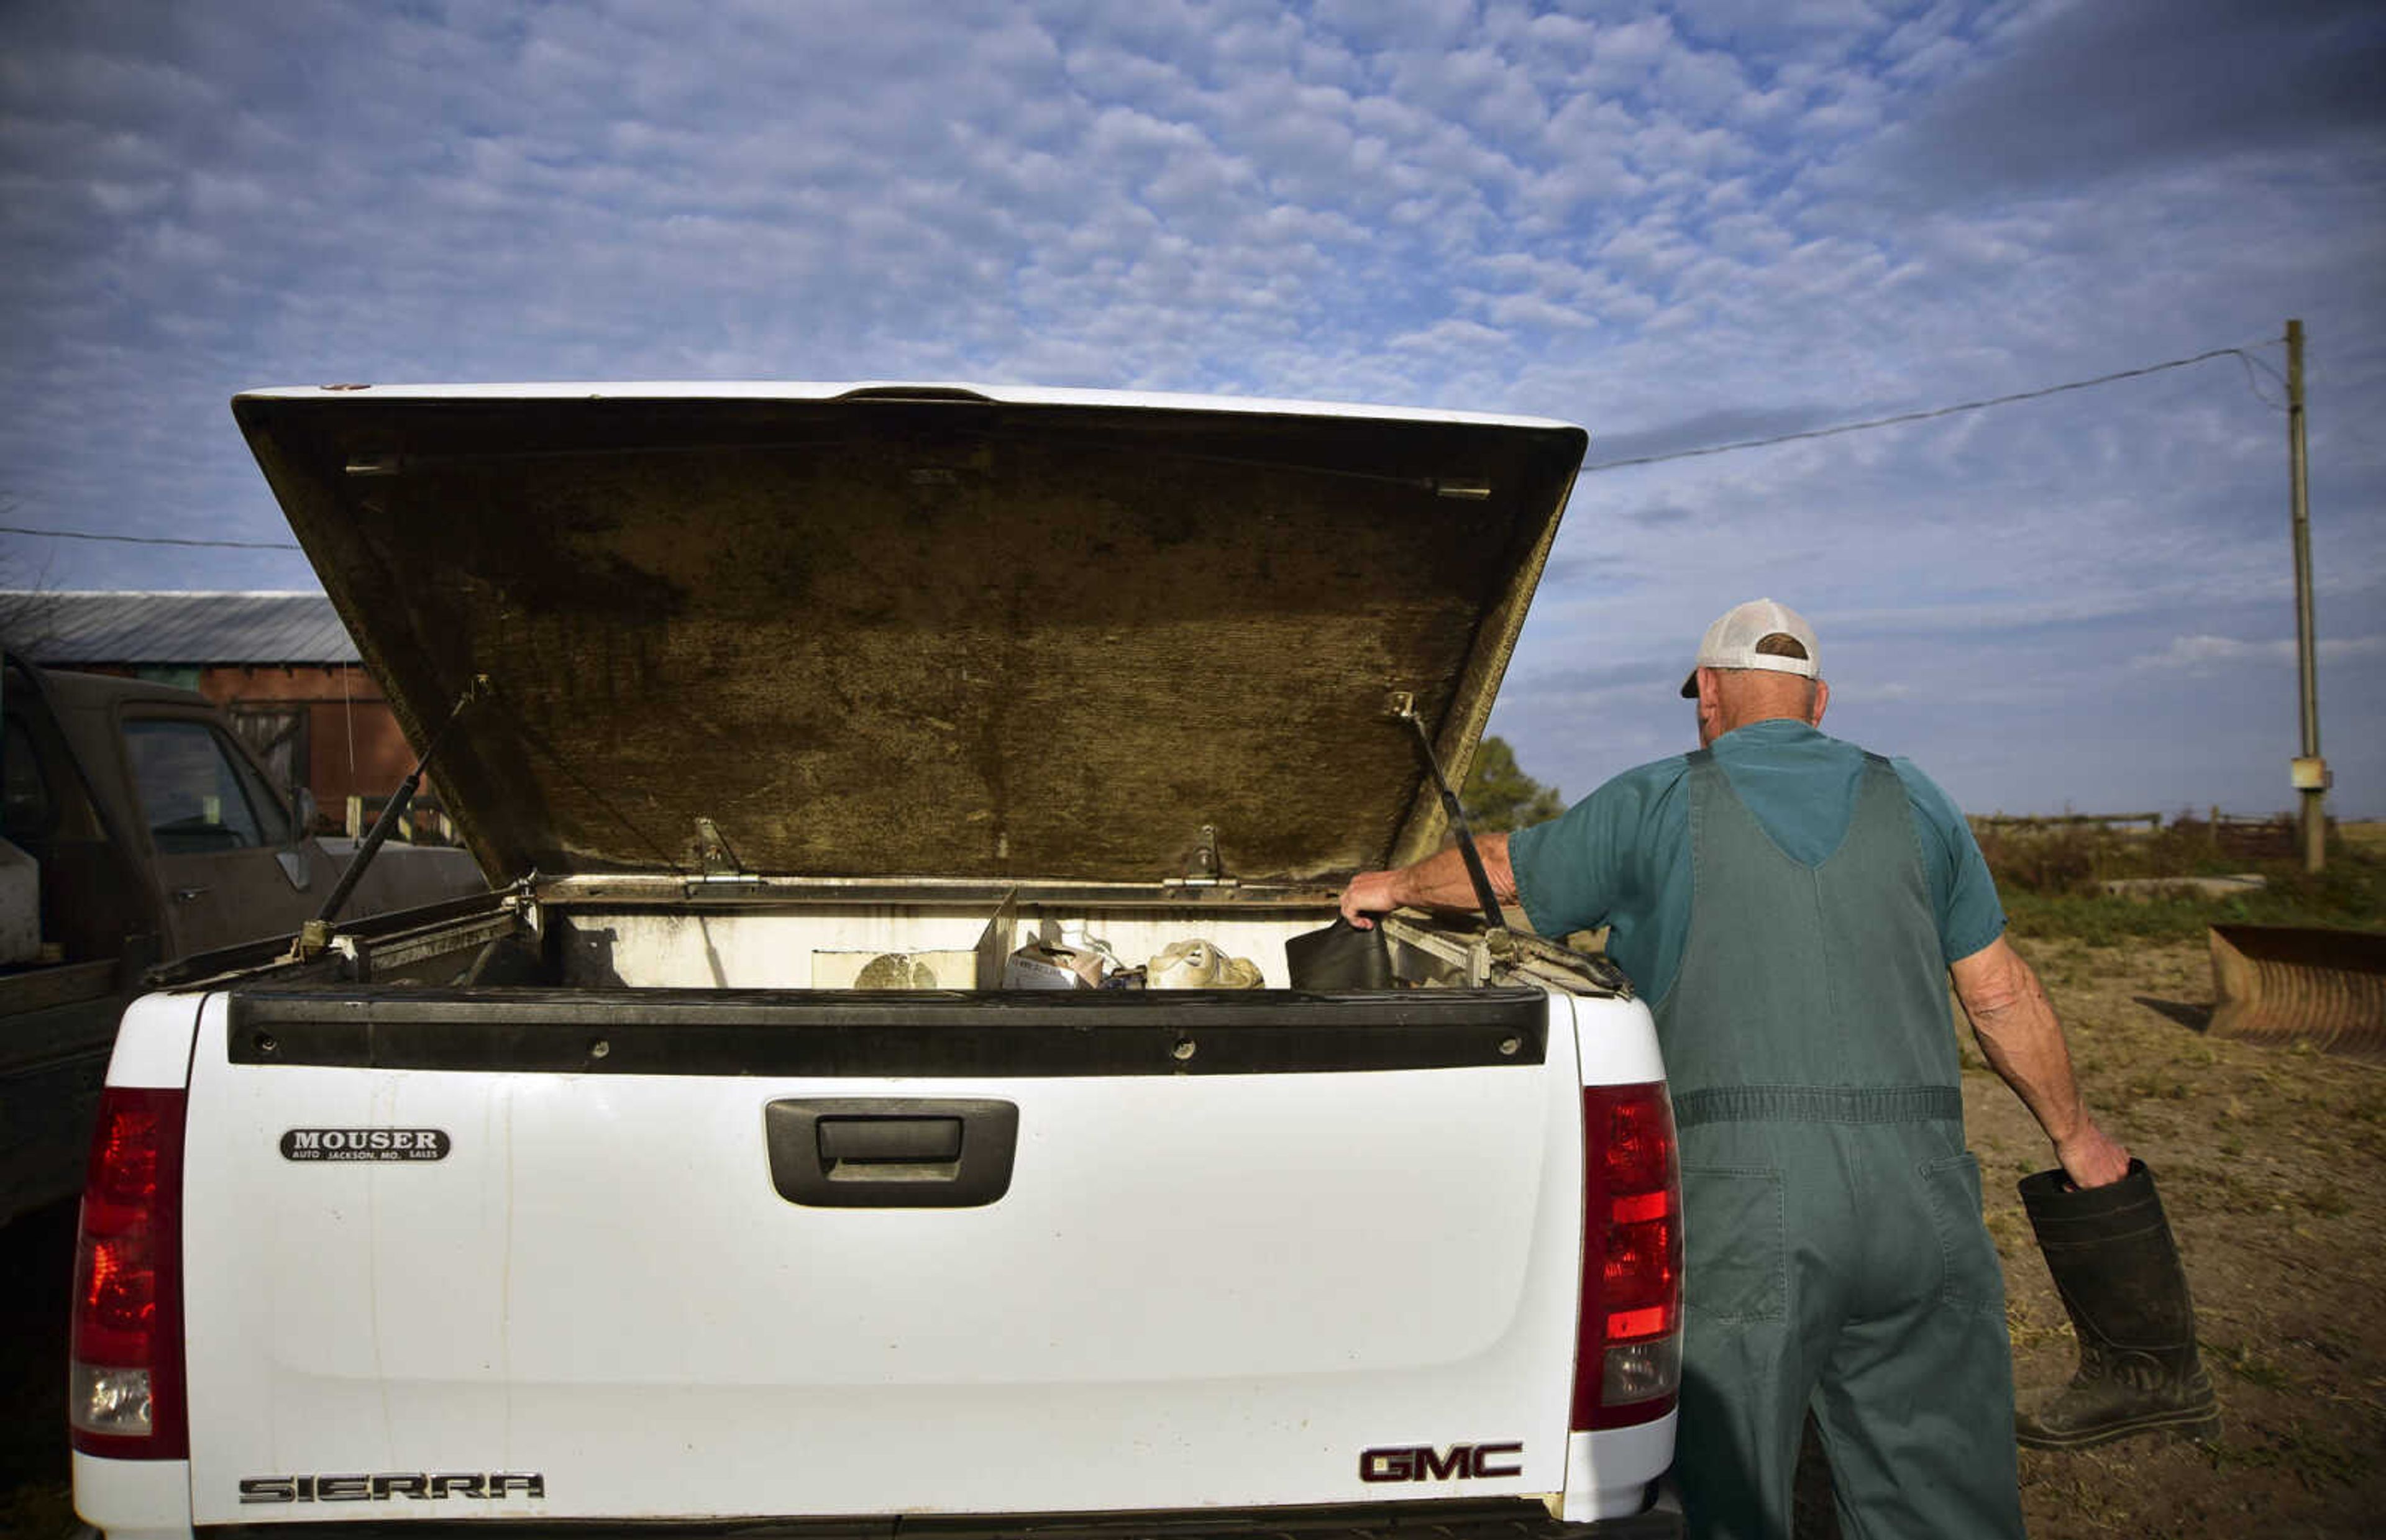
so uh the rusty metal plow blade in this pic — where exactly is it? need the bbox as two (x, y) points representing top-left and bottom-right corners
(2208, 924), (2386, 1057)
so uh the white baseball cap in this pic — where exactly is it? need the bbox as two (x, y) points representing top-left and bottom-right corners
(1679, 598), (1821, 698)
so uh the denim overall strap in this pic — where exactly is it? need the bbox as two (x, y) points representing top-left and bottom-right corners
(1655, 748), (1960, 1113)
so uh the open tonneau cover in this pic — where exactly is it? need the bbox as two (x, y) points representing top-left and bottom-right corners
(232, 383), (1587, 886)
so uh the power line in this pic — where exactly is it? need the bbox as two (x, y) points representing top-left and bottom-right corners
(0, 523), (301, 550)
(0, 339), (2293, 537)
(1581, 345), (2260, 473)
(2230, 340), (2291, 411)
(2233, 350), (2290, 412)
(2239, 344), (2290, 388)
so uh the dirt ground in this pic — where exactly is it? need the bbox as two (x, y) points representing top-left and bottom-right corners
(4, 934), (2380, 1538)
(1969, 933), (2386, 1538)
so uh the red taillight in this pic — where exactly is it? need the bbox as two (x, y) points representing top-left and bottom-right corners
(1571, 1081), (1682, 1431)
(69, 1086), (188, 1459)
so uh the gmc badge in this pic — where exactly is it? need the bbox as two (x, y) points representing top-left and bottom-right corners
(1360, 1442), (1524, 1482)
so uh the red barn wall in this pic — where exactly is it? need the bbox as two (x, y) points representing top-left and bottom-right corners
(194, 665), (427, 815)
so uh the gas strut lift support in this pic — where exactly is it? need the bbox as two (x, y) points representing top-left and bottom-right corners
(1387, 691), (1506, 933)
(290, 675), (490, 959)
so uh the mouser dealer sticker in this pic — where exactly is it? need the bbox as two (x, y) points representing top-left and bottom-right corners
(281, 1128), (452, 1162)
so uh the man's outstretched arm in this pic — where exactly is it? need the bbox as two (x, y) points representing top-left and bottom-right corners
(1950, 934), (2131, 1188)
(1339, 834), (1518, 929)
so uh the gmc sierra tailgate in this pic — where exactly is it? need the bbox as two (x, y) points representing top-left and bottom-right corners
(177, 986), (1589, 1523)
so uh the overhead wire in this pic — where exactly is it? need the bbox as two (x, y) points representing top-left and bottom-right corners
(2233, 351), (2290, 412)
(2228, 337), (2291, 411)
(2238, 344), (2290, 388)
(0, 338), (2300, 543)
(0, 523), (301, 550)
(1580, 344), (2272, 473)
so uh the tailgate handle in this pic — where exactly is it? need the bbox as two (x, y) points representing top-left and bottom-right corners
(766, 1098), (1018, 1209)
(818, 1116), (963, 1163)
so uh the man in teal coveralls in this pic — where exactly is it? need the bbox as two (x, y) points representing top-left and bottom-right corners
(1340, 598), (2131, 1539)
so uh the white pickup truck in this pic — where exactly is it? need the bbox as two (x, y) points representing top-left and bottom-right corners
(70, 383), (1684, 1538)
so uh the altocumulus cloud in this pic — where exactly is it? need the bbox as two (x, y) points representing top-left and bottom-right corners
(2135, 635), (2386, 673)
(0, 0), (2380, 814)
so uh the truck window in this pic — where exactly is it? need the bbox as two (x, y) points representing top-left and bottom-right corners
(2, 713), (55, 840)
(123, 719), (291, 853)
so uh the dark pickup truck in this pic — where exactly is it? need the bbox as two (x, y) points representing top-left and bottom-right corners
(0, 654), (483, 1223)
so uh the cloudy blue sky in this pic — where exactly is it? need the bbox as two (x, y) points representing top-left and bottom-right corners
(2, 0), (2380, 819)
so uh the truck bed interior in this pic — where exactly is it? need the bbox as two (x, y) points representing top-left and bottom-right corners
(185, 884), (1628, 1003)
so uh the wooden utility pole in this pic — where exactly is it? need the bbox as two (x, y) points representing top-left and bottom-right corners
(2287, 319), (2327, 873)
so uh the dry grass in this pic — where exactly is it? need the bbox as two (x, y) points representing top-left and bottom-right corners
(2339, 821), (2386, 856)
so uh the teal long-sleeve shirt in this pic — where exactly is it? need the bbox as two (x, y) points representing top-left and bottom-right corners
(1506, 719), (2006, 1009)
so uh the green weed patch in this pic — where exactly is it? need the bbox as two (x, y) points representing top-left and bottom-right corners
(1984, 822), (2383, 945)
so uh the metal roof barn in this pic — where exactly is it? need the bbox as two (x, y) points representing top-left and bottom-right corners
(0, 590), (428, 839)
(0, 591), (359, 667)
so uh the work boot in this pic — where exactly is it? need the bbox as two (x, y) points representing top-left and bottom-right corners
(2015, 1159), (2220, 1449)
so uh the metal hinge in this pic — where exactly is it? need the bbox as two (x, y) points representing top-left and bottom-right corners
(1172, 823), (1238, 891)
(683, 817), (772, 896)
(693, 816), (743, 877)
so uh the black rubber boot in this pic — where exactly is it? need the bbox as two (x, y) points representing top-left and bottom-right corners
(2015, 1159), (2220, 1449)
